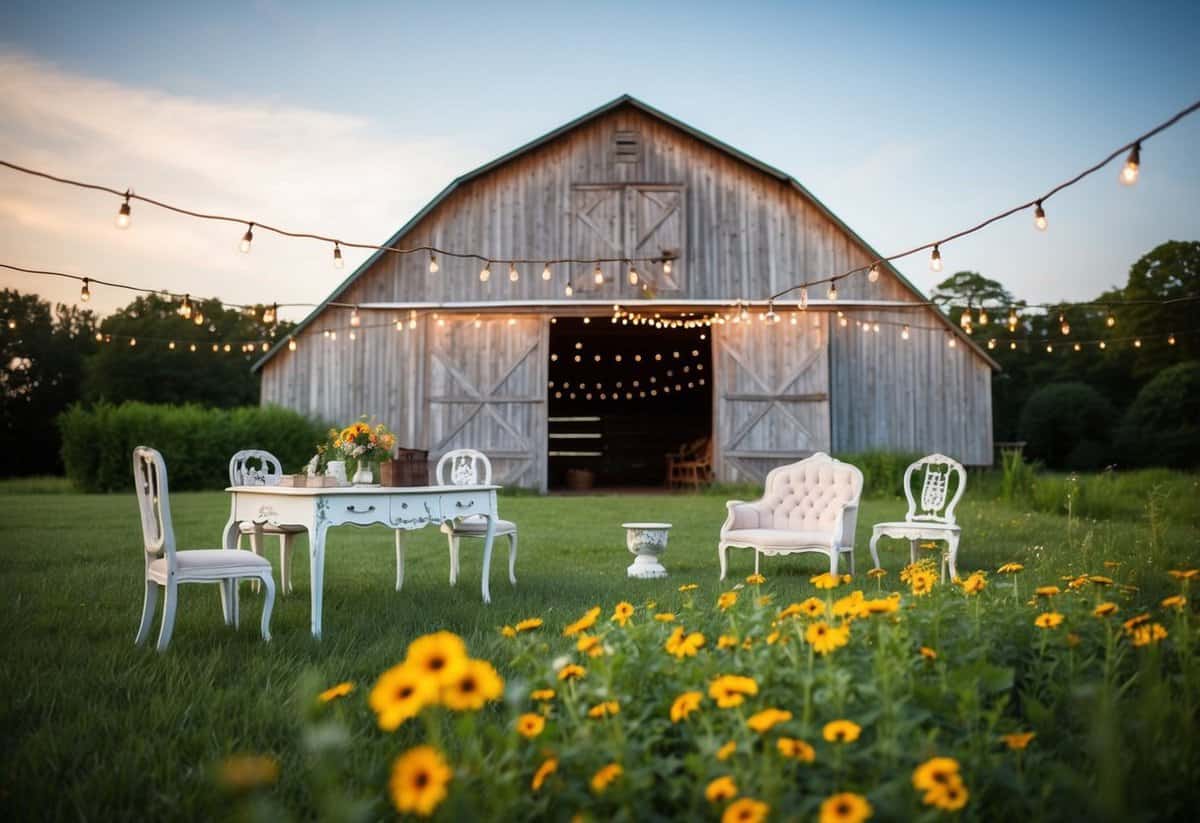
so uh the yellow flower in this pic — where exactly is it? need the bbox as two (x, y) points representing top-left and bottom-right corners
(1093, 602), (1119, 618)
(665, 626), (706, 658)
(1034, 611), (1064, 629)
(1000, 731), (1035, 750)
(440, 658), (504, 711)
(611, 601), (635, 626)
(747, 708), (793, 734)
(811, 572), (840, 590)
(777, 737), (815, 762)
(925, 779), (969, 811)
(587, 700), (621, 719)
(822, 719), (862, 743)
(722, 797), (769, 823)
(959, 572), (987, 595)
(318, 681), (354, 703)
(515, 617), (543, 632)
(998, 562), (1024, 574)
(867, 568), (887, 579)
(832, 590), (867, 619)
(864, 597), (900, 615)
(389, 745), (452, 817)
(746, 573), (767, 585)
(590, 762), (622, 794)
(405, 631), (468, 687)
(655, 612), (677, 622)
(531, 757), (557, 791)
(1066, 575), (1090, 591)
(217, 754), (279, 792)
(912, 756), (961, 792)
(1161, 594), (1187, 610)
(716, 740), (737, 761)
(679, 583), (699, 592)
(705, 775), (738, 803)
(1035, 585), (1061, 597)
(1089, 575), (1114, 586)
(530, 689), (556, 702)
(576, 634), (605, 658)
(910, 570), (936, 596)
(1122, 613), (1151, 633)
(1168, 569), (1199, 580)
(718, 591), (739, 611)
(370, 662), (439, 730)
(1131, 622), (1168, 647)
(818, 792), (873, 823)
(500, 625), (517, 638)
(1104, 560), (1122, 569)
(757, 594), (774, 607)
(709, 675), (759, 708)
(516, 713), (546, 738)
(718, 634), (739, 650)
(558, 664), (586, 681)
(806, 621), (850, 655)
(669, 690), (703, 722)
(919, 646), (938, 661)
(564, 606), (601, 636)
(766, 630), (782, 645)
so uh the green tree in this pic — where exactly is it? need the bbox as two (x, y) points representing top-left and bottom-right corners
(931, 271), (1016, 324)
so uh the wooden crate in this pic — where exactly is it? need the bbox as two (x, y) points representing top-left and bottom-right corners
(380, 449), (429, 487)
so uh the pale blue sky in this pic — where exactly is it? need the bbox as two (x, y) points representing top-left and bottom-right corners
(1, 0), (1197, 317)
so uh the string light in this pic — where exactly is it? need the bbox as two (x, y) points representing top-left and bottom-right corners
(509, 263), (519, 282)
(168, 341), (175, 350)
(1007, 307), (1019, 332)
(1134, 338), (1142, 348)
(960, 307), (973, 330)
(663, 258), (673, 275)
(114, 191), (131, 229)
(827, 282), (838, 301)
(350, 306), (361, 327)
(1010, 341), (1017, 350)
(1034, 201), (1047, 231)
(542, 264), (552, 281)
(930, 245), (943, 272)
(1168, 332), (1176, 345)
(564, 283), (574, 296)
(901, 324), (910, 341)
(193, 311), (204, 326)
(288, 338), (297, 351)
(1106, 310), (1116, 328)
(1098, 340), (1106, 350)
(479, 262), (491, 282)
(80, 278), (90, 302)
(129, 337), (137, 347)
(239, 223), (254, 254)
(628, 264), (639, 285)
(178, 295), (192, 319)
(1059, 313), (1070, 336)
(1120, 143), (1140, 186)
(867, 264), (880, 283)
(978, 307), (989, 326)
(593, 264), (604, 285)
(262, 303), (277, 325)
(429, 253), (439, 273)
(333, 243), (344, 269)
(799, 287), (808, 310)
(987, 339), (996, 350)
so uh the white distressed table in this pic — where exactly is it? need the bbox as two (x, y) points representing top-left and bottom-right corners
(223, 483), (500, 638)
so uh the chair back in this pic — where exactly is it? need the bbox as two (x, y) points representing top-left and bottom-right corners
(133, 447), (176, 569)
(229, 449), (284, 486)
(435, 449), (492, 486)
(902, 454), (967, 525)
(760, 452), (863, 532)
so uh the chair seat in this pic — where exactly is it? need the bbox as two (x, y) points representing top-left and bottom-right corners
(238, 521), (305, 535)
(442, 515), (517, 536)
(721, 528), (836, 550)
(149, 549), (273, 582)
(872, 521), (960, 537)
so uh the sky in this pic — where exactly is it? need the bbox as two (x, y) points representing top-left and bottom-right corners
(1, 0), (1198, 321)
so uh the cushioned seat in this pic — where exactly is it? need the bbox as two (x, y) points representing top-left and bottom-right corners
(721, 529), (836, 549)
(443, 515), (517, 535)
(149, 549), (272, 582)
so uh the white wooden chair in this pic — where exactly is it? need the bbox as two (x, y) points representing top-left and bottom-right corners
(134, 447), (275, 652)
(434, 449), (517, 589)
(718, 452), (864, 579)
(229, 449), (303, 594)
(868, 454), (966, 581)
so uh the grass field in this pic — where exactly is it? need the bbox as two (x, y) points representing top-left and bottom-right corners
(1, 481), (1197, 821)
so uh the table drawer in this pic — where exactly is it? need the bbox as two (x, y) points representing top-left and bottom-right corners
(328, 496), (385, 526)
(440, 490), (492, 521)
(389, 496), (442, 528)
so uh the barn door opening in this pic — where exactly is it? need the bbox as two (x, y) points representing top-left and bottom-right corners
(547, 316), (711, 490)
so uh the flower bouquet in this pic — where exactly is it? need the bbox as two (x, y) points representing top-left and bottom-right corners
(326, 417), (397, 485)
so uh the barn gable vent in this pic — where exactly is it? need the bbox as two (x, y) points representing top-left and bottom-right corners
(614, 130), (641, 163)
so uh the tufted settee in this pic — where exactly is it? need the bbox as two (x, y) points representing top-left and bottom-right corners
(718, 452), (864, 580)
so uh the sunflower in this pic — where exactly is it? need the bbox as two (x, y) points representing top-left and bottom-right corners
(531, 757), (557, 791)
(611, 601), (635, 626)
(745, 573), (767, 585)
(818, 792), (873, 823)
(655, 613), (677, 622)
(441, 658), (504, 711)
(587, 700), (620, 719)
(1034, 612), (1064, 629)
(388, 745), (452, 817)
(1161, 594), (1187, 610)
(722, 797), (769, 823)
(708, 675), (759, 708)
(912, 756), (961, 791)
(746, 708), (792, 734)
(515, 617), (543, 632)
(919, 646), (938, 661)
(716, 740), (737, 761)
(1035, 585), (1061, 597)
(811, 572), (840, 590)
(370, 663), (438, 730)
(563, 606), (602, 637)
(1000, 731), (1035, 750)
(822, 719), (862, 743)
(557, 663), (586, 681)
(1131, 622), (1168, 647)
(718, 634), (739, 650)
(530, 688), (556, 702)
(1093, 602), (1119, 618)
(516, 713), (545, 738)
(318, 681), (354, 703)
(405, 631), (468, 687)
(997, 562), (1024, 574)
(670, 691), (703, 723)
(718, 591), (739, 611)
(777, 737), (816, 762)
(705, 775), (738, 803)
(590, 763), (622, 794)
(576, 634), (605, 658)
(806, 621), (850, 655)
(679, 583), (700, 592)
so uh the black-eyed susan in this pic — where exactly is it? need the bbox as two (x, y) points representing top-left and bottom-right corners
(705, 775), (738, 803)
(655, 612), (677, 622)
(745, 573), (766, 585)
(864, 597), (900, 615)
(1123, 613), (1151, 633)
(679, 583), (700, 592)
(1131, 622), (1168, 647)
(910, 570), (936, 597)
(926, 779), (969, 811)
(756, 594), (774, 607)
(515, 617), (544, 632)
(811, 572), (840, 590)
(716, 740), (736, 761)
(805, 621), (850, 655)
(832, 590), (867, 619)
(531, 756), (557, 791)
(822, 719), (862, 743)
(563, 606), (601, 637)
(590, 763), (622, 794)
(370, 663), (438, 731)
(317, 681), (354, 703)
(1093, 602), (1119, 618)
(500, 625), (517, 638)
(997, 562), (1024, 574)
(718, 634), (739, 650)
(611, 601), (635, 626)
(708, 675), (759, 708)
(1161, 594), (1187, 610)
(1000, 731), (1035, 750)
(587, 700), (620, 719)
(1034, 612), (1064, 629)
(405, 631), (468, 687)
(1168, 568), (1199, 580)
(1088, 575), (1114, 587)
(818, 792), (873, 823)
(389, 745), (452, 817)
(919, 646), (938, 661)
(576, 633), (605, 658)
(912, 756), (961, 792)
(959, 572), (987, 595)
(777, 737), (815, 762)
(722, 797), (769, 823)
(746, 708), (792, 734)
(1035, 585), (1061, 598)
(717, 591), (739, 611)
(670, 690), (703, 723)
(440, 658), (504, 711)
(557, 663), (586, 682)
(217, 754), (279, 793)
(665, 626), (706, 658)
(516, 713), (545, 738)
(530, 688), (556, 702)
(867, 567), (887, 579)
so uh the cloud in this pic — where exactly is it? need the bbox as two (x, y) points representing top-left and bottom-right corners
(0, 51), (470, 317)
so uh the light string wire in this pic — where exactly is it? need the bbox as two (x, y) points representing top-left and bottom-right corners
(768, 97), (1200, 302)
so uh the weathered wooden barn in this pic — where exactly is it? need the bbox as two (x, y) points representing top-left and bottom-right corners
(254, 95), (996, 492)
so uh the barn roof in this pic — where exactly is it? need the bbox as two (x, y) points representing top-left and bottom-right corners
(254, 94), (997, 371)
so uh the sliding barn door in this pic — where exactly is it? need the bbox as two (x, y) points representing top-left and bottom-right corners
(712, 316), (831, 483)
(426, 316), (548, 491)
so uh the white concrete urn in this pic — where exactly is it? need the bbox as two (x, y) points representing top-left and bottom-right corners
(623, 522), (672, 579)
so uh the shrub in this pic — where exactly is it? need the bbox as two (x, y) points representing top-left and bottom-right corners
(1018, 383), (1115, 470)
(1116, 361), (1200, 469)
(58, 402), (327, 492)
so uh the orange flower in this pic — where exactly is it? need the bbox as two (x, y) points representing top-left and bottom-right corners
(516, 713), (545, 738)
(531, 757), (557, 791)
(777, 737), (815, 762)
(563, 606), (601, 637)
(822, 719), (862, 743)
(705, 775), (738, 803)
(670, 691), (703, 723)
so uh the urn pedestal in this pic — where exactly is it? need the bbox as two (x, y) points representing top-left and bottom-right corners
(622, 522), (672, 579)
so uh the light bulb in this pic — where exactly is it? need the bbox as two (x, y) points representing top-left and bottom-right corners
(542, 264), (552, 281)
(902, 325), (910, 341)
(1168, 333), (1176, 345)
(349, 330), (357, 341)
(333, 243), (344, 269)
(827, 283), (838, 301)
(564, 283), (574, 296)
(1007, 307), (1018, 331)
(263, 304), (277, 325)
(330, 331), (337, 341)
(948, 335), (956, 348)
(1059, 314), (1069, 335)
(868, 264), (880, 283)
(663, 258), (672, 274)
(1010, 341), (1017, 350)
(350, 307), (361, 327)
(288, 338), (297, 351)
(129, 337), (137, 347)
(960, 307), (973, 329)
(593, 264), (604, 285)
(480, 262), (491, 282)
(239, 224), (254, 253)
(628, 265), (638, 285)
(978, 308), (989, 326)
(1134, 338), (1142, 348)
(80, 278), (90, 302)
(95, 331), (103, 341)
(429, 253), (439, 273)
(930, 245), (943, 272)
(115, 194), (131, 229)
(1034, 202), (1047, 231)
(509, 263), (519, 282)
(800, 287), (808, 310)
(1105, 311), (1115, 328)
(193, 312), (204, 326)
(1073, 342), (1081, 352)
(179, 295), (192, 319)
(1120, 143), (1140, 186)
(987, 339), (996, 350)
(1046, 343), (1053, 353)
(168, 341), (175, 350)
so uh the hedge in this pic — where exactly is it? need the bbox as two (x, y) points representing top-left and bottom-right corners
(59, 402), (328, 492)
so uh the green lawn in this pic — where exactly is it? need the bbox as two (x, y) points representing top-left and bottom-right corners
(0, 486), (1197, 820)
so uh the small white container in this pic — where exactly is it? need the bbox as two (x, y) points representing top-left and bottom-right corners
(622, 522), (672, 579)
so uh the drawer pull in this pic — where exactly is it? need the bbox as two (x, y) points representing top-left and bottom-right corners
(456, 500), (476, 509)
(346, 504), (376, 514)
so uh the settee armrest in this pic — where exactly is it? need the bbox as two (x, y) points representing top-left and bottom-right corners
(833, 503), (860, 549)
(721, 500), (761, 534)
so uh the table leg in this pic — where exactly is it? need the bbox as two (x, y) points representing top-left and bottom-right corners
(480, 508), (497, 605)
(309, 522), (329, 639)
(394, 530), (406, 592)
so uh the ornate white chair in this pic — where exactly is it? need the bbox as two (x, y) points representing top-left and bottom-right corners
(134, 447), (275, 652)
(719, 452), (864, 579)
(434, 449), (517, 589)
(868, 454), (966, 581)
(229, 450), (303, 594)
